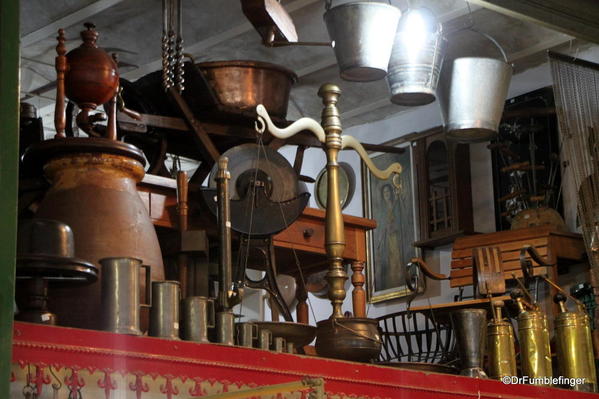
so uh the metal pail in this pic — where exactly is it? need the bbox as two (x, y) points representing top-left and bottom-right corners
(438, 57), (512, 142)
(324, 1), (401, 82)
(387, 8), (445, 106)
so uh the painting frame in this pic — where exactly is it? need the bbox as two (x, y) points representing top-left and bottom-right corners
(362, 141), (419, 303)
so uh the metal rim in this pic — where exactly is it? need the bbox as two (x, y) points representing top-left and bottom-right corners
(196, 60), (298, 83)
(23, 137), (146, 169)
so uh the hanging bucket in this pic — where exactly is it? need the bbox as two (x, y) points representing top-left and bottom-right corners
(387, 8), (446, 106)
(438, 31), (512, 143)
(324, 1), (401, 82)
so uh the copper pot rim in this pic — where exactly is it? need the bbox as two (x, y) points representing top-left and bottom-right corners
(23, 137), (146, 171)
(196, 60), (298, 83)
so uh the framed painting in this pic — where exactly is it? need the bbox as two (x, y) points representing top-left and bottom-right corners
(362, 142), (418, 303)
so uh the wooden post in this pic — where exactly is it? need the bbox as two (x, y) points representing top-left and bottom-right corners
(351, 261), (366, 318)
(0, 0), (20, 396)
(54, 29), (67, 138)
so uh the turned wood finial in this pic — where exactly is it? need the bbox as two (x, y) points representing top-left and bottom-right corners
(351, 261), (366, 318)
(296, 280), (309, 324)
(81, 22), (99, 47)
(54, 29), (67, 138)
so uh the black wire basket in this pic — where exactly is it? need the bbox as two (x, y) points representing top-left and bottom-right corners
(375, 309), (457, 365)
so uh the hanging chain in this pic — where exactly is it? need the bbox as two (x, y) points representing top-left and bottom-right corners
(162, 0), (184, 92)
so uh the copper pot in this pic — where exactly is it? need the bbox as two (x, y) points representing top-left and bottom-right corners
(197, 60), (297, 118)
(24, 137), (164, 330)
(316, 317), (382, 362)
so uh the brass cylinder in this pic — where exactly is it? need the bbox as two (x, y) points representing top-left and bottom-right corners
(259, 328), (272, 350)
(555, 310), (597, 391)
(487, 319), (517, 380)
(181, 296), (214, 343)
(217, 310), (235, 346)
(517, 310), (552, 382)
(149, 281), (181, 340)
(236, 322), (258, 348)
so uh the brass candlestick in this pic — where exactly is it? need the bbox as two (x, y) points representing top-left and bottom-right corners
(256, 83), (402, 361)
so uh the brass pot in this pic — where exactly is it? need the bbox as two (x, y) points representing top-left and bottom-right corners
(197, 60), (297, 118)
(24, 137), (165, 331)
(315, 317), (382, 362)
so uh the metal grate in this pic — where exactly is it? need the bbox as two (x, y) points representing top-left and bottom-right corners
(376, 309), (456, 364)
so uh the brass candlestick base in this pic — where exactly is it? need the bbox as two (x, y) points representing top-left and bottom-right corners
(315, 317), (381, 362)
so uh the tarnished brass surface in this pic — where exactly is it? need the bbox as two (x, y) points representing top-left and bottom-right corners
(217, 311), (235, 346)
(254, 84), (400, 362)
(315, 317), (381, 362)
(487, 301), (516, 380)
(149, 281), (181, 340)
(487, 320), (517, 379)
(318, 84), (347, 319)
(25, 138), (164, 331)
(555, 307), (597, 391)
(517, 309), (552, 381)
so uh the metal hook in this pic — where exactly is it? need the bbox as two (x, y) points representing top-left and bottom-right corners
(254, 117), (266, 135)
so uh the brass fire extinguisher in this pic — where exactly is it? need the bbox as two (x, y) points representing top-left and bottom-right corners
(511, 288), (552, 383)
(554, 293), (597, 392)
(487, 300), (517, 380)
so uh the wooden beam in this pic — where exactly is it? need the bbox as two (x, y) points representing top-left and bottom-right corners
(168, 88), (221, 163)
(467, 0), (599, 45)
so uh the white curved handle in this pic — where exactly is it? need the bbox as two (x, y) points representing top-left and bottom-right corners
(342, 135), (403, 181)
(256, 104), (326, 143)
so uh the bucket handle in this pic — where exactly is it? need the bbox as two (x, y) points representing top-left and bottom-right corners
(325, 0), (392, 11)
(466, 29), (508, 63)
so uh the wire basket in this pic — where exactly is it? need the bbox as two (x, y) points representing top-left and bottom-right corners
(376, 309), (457, 364)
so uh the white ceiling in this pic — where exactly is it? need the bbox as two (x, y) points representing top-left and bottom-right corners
(19, 0), (580, 134)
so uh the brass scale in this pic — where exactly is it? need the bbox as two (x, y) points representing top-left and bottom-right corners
(201, 83), (402, 356)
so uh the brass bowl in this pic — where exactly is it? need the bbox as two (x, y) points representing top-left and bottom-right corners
(253, 321), (316, 347)
(315, 317), (382, 362)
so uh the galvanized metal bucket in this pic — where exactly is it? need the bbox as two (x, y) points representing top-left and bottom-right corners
(324, 1), (401, 82)
(438, 57), (512, 142)
(387, 8), (445, 106)
(438, 31), (512, 142)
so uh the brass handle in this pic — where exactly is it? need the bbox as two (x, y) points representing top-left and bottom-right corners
(303, 228), (314, 238)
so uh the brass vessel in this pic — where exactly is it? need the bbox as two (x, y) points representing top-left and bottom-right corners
(554, 293), (597, 392)
(512, 289), (552, 382)
(486, 301), (517, 380)
(316, 317), (381, 362)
